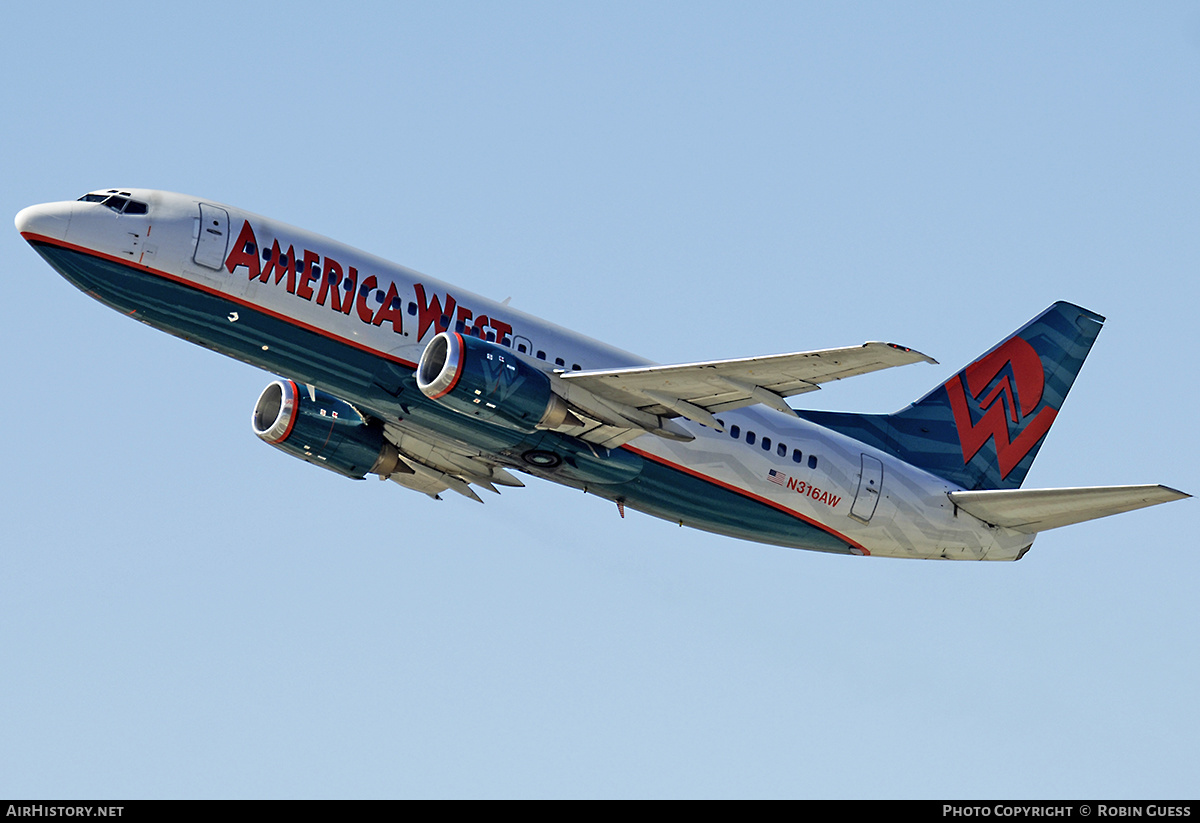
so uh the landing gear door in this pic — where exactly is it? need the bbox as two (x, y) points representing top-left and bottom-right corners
(193, 203), (230, 270)
(850, 454), (883, 523)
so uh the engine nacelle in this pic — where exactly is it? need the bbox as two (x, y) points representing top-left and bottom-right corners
(252, 379), (401, 479)
(416, 332), (577, 431)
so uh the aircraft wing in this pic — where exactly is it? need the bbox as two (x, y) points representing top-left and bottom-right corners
(558, 342), (936, 431)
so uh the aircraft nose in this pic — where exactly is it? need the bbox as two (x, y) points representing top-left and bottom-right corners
(15, 201), (73, 242)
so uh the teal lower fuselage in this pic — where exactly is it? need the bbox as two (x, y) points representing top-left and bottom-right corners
(30, 238), (856, 555)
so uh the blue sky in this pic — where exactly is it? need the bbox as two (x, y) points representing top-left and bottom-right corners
(2, 1), (1197, 798)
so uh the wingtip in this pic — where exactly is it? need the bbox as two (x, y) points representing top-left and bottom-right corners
(1158, 485), (1192, 501)
(879, 341), (938, 365)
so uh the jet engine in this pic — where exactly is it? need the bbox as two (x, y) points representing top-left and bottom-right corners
(416, 332), (578, 432)
(252, 379), (401, 479)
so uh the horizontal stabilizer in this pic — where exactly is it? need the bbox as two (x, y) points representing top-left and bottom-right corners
(948, 485), (1189, 532)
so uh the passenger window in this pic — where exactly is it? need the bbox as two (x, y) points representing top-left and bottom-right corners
(536, 350), (546, 360)
(408, 302), (417, 316)
(555, 357), (565, 367)
(777, 443), (786, 457)
(792, 449), (803, 463)
(746, 431), (756, 445)
(808, 455), (818, 469)
(517, 343), (528, 353)
(730, 425), (740, 439)
(761, 436), (771, 451)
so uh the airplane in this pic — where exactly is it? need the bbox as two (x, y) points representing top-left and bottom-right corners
(15, 188), (1188, 561)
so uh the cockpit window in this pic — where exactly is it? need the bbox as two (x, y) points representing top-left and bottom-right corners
(77, 192), (149, 215)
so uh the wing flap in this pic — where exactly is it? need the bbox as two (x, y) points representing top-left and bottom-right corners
(949, 485), (1190, 532)
(381, 421), (528, 500)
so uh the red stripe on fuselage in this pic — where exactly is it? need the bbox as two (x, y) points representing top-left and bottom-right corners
(622, 444), (870, 555)
(20, 232), (420, 370)
(25, 232), (868, 554)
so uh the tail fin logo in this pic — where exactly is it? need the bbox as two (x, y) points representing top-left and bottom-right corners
(944, 335), (1058, 479)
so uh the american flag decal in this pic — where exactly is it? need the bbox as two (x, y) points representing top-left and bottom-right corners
(768, 469), (788, 486)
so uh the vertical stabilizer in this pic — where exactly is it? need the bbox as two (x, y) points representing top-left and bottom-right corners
(797, 302), (1105, 490)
